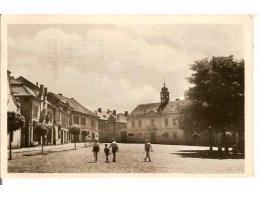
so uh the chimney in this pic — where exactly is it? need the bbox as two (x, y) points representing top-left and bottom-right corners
(36, 82), (39, 87)
(39, 84), (44, 97)
(98, 108), (102, 113)
(44, 87), (48, 95)
(113, 110), (116, 115)
(124, 111), (128, 116)
(107, 109), (110, 113)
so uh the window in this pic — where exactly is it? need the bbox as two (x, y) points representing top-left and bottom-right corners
(132, 120), (135, 128)
(55, 112), (60, 123)
(173, 118), (178, 126)
(81, 117), (86, 125)
(91, 119), (95, 128)
(151, 119), (155, 126)
(62, 114), (66, 124)
(165, 118), (168, 126)
(48, 112), (53, 123)
(138, 120), (142, 128)
(128, 133), (134, 136)
(162, 132), (169, 138)
(32, 105), (38, 118)
(173, 132), (177, 139)
(74, 116), (79, 124)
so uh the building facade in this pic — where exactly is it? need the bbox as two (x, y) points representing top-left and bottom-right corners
(7, 71), (22, 148)
(47, 92), (72, 145)
(16, 76), (60, 146)
(9, 72), (99, 147)
(10, 76), (43, 147)
(95, 109), (128, 143)
(127, 83), (187, 144)
(50, 93), (99, 143)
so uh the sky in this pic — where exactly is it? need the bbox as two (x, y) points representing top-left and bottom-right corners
(8, 23), (244, 113)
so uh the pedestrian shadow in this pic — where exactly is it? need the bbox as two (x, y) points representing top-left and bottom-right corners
(23, 152), (49, 156)
(171, 150), (244, 160)
(87, 161), (96, 163)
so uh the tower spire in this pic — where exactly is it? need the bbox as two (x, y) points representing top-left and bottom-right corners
(160, 79), (169, 105)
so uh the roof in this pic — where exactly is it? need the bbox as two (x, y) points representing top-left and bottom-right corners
(116, 113), (127, 123)
(11, 84), (37, 97)
(50, 93), (68, 104)
(95, 110), (112, 120)
(10, 78), (22, 85)
(16, 76), (40, 96)
(95, 110), (127, 123)
(50, 93), (97, 117)
(129, 100), (188, 117)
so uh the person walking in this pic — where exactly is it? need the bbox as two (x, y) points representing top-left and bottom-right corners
(92, 139), (100, 162)
(104, 144), (110, 163)
(144, 139), (153, 162)
(109, 138), (119, 162)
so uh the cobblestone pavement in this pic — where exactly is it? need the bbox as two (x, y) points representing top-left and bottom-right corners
(8, 143), (244, 174)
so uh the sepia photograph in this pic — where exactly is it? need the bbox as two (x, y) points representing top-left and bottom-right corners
(1, 15), (253, 176)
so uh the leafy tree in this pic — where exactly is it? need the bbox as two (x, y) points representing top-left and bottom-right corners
(34, 109), (52, 155)
(180, 56), (244, 153)
(70, 124), (81, 150)
(34, 123), (49, 154)
(7, 111), (25, 160)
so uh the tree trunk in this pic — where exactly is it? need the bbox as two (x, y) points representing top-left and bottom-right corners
(41, 136), (44, 155)
(223, 132), (229, 155)
(8, 132), (13, 160)
(209, 131), (213, 152)
(85, 136), (87, 148)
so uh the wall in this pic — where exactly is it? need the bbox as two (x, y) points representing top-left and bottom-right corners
(127, 113), (185, 144)
(7, 78), (22, 148)
(71, 112), (99, 142)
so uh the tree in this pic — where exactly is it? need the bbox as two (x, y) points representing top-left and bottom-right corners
(34, 123), (49, 154)
(70, 124), (80, 150)
(180, 56), (244, 153)
(34, 109), (51, 154)
(7, 111), (25, 160)
(82, 130), (89, 148)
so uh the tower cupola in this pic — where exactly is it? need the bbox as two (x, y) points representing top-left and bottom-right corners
(160, 81), (170, 105)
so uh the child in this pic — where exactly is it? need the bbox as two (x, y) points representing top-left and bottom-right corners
(109, 138), (119, 162)
(144, 139), (153, 162)
(92, 139), (100, 162)
(104, 144), (110, 163)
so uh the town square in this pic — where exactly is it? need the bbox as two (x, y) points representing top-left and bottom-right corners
(6, 16), (247, 174)
(8, 143), (244, 173)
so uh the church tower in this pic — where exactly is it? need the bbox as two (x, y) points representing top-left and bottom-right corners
(160, 81), (170, 105)
(158, 81), (170, 112)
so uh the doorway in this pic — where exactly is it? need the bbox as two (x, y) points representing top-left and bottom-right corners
(120, 131), (127, 143)
(150, 132), (156, 143)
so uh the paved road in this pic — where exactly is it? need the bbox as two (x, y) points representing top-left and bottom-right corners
(8, 143), (244, 174)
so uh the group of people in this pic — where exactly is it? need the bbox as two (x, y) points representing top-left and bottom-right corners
(91, 138), (153, 163)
